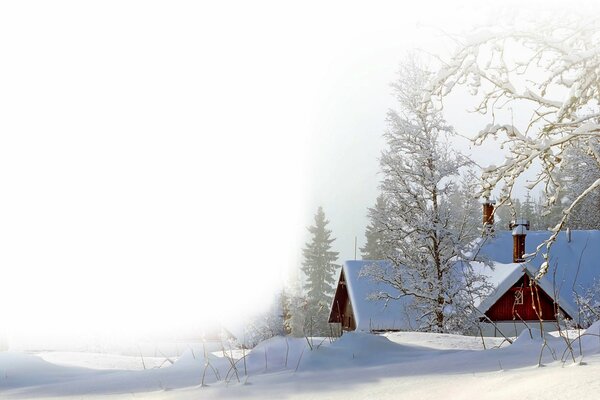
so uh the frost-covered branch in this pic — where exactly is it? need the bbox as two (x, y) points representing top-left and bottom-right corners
(362, 56), (491, 334)
(428, 13), (600, 277)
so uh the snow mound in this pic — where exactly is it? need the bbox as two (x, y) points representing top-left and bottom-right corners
(171, 348), (206, 368)
(0, 352), (99, 390)
(327, 332), (404, 353)
(384, 331), (506, 350)
(299, 332), (424, 371)
(245, 336), (309, 373)
(513, 328), (546, 344)
(217, 333), (427, 375)
(511, 327), (564, 347)
(171, 348), (233, 376)
(578, 321), (600, 355)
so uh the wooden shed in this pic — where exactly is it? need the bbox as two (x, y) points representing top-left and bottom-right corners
(328, 260), (416, 332)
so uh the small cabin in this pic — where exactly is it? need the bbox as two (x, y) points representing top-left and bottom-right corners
(329, 260), (416, 332)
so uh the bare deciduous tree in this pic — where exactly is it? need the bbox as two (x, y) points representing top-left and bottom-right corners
(364, 57), (490, 334)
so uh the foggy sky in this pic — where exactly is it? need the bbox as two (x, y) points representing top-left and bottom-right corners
(0, 0), (580, 340)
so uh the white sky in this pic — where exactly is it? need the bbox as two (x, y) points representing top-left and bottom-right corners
(0, 0), (587, 343)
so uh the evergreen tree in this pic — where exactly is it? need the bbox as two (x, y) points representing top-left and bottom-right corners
(361, 194), (392, 260)
(447, 169), (481, 237)
(561, 141), (600, 229)
(522, 192), (535, 226)
(533, 195), (549, 231)
(493, 198), (522, 230)
(539, 192), (563, 231)
(512, 198), (523, 221)
(301, 207), (339, 336)
(492, 202), (511, 230)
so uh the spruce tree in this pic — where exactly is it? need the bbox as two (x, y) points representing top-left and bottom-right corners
(522, 191), (536, 229)
(301, 207), (339, 336)
(361, 195), (392, 260)
(560, 141), (600, 229)
(492, 202), (511, 230)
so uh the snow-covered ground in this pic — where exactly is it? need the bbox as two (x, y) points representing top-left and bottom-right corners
(2, 324), (600, 399)
(35, 352), (170, 371)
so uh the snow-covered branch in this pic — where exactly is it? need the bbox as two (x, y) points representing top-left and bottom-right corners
(428, 13), (600, 277)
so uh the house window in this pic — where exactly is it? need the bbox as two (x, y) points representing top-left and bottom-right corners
(514, 289), (524, 305)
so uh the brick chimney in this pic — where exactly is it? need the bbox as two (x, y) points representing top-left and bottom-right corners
(482, 199), (496, 235)
(510, 218), (530, 263)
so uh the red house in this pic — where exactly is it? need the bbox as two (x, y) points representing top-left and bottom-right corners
(329, 203), (600, 337)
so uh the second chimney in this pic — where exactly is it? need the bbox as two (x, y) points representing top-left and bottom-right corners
(482, 199), (496, 235)
(510, 218), (530, 263)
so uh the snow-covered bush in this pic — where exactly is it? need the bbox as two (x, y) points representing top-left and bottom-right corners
(243, 292), (287, 348)
(574, 278), (600, 328)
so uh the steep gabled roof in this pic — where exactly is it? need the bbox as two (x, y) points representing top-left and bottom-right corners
(471, 261), (526, 314)
(476, 230), (600, 323)
(335, 260), (416, 331)
(332, 230), (600, 331)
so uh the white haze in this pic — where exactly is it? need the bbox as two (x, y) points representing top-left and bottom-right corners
(0, 0), (580, 345)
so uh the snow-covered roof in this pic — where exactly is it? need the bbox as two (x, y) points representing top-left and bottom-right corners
(512, 225), (527, 235)
(335, 230), (600, 330)
(340, 260), (416, 332)
(476, 230), (600, 323)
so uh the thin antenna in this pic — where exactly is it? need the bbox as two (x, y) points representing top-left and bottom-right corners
(354, 236), (357, 260)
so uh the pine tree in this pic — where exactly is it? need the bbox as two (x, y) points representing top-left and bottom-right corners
(301, 207), (339, 336)
(533, 195), (549, 231)
(561, 141), (600, 229)
(492, 202), (511, 230)
(493, 198), (522, 230)
(535, 184), (566, 231)
(361, 195), (392, 260)
(447, 169), (481, 237)
(522, 192), (535, 226)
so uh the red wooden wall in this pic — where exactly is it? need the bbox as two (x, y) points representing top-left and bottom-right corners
(329, 270), (356, 331)
(485, 274), (564, 321)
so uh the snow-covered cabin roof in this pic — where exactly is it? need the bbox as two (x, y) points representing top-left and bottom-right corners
(475, 230), (600, 323)
(334, 230), (600, 331)
(338, 260), (416, 331)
